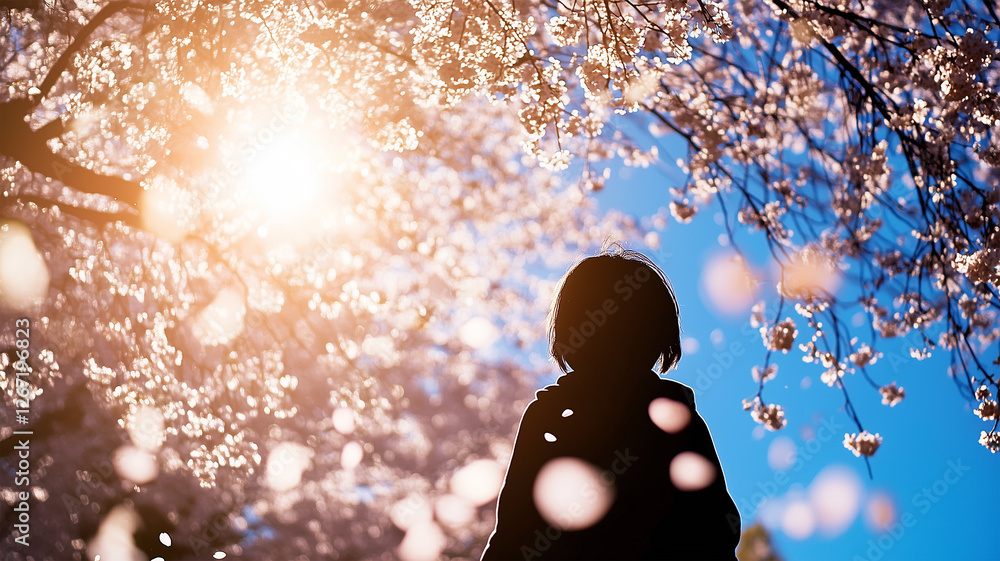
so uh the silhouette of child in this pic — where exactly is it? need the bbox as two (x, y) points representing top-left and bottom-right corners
(482, 245), (741, 560)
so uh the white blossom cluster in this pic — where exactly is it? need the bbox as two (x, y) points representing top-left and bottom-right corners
(843, 431), (882, 458)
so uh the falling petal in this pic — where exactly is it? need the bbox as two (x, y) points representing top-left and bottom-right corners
(332, 407), (355, 435)
(434, 494), (475, 527)
(767, 436), (797, 471)
(390, 494), (433, 531)
(781, 500), (816, 540)
(808, 465), (861, 536)
(397, 520), (446, 561)
(669, 452), (716, 491)
(533, 457), (615, 531)
(648, 397), (691, 434)
(112, 445), (159, 485)
(459, 317), (500, 349)
(341, 441), (364, 470)
(450, 459), (504, 506)
(0, 221), (50, 311)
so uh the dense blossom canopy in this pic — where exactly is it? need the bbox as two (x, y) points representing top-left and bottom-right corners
(1, 0), (997, 558)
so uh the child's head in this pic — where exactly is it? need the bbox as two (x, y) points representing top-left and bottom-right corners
(548, 244), (682, 374)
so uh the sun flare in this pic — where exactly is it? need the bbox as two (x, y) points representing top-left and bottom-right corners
(243, 135), (324, 226)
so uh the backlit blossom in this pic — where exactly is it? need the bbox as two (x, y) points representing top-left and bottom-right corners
(751, 401), (787, 431)
(975, 385), (992, 401)
(764, 319), (798, 353)
(669, 200), (698, 223)
(752, 364), (778, 383)
(979, 431), (1000, 453)
(974, 400), (998, 421)
(844, 431), (882, 457)
(849, 344), (880, 368)
(821, 367), (845, 387)
(879, 383), (905, 407)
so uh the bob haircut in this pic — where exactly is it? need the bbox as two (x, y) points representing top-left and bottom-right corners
(547, 243), (682, 374)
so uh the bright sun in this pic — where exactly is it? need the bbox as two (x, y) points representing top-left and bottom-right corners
(243, 134), (325, 233)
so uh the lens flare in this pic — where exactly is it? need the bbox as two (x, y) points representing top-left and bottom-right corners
(242, 134), (329, 237)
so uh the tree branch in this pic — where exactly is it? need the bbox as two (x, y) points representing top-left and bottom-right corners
(0, 100), (142, 211)
(35, 1), (148, 102)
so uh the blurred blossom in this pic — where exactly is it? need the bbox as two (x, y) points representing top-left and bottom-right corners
(975, 385), (992, 401)
(88, 505), (143, 561)
(450, 459), (505, 506)
(681, 337), (700, 355)
(752, 364), (778, 383)
(648, 397), (691, 434)
(978, 431), (999, 453)
(390, 494), (434, 531)
(879, 383), (905, 407)
(533, 457), (615, 531)
(709, 329), (725, 348)
(127, 405), (165, 451)
(113, 445), (159, 485)
(644, 231), (660, 250)
(141, 177), (193, 242)
(459, 317), (501, 349)
(0, 221), (49, 310)
(669, 200), (697, 223)
(767, 436), (797, 471)
(701, 253), (757, 315)
(361, 335), (399, 367)
(864, 491), (898, 533)
(341, 441), (364, 470)
(669, 451), (716, 491)
(266, 442), (313, 492)
(781, 499), (815, 540)
(434, 493), (475, 527)
(777, 245), (842, 299)
(757, 495), (785, 530)
(849, 343), (881, 368)
(181, 82), (214, 114)
(397, 520), (446, 561)
(332, 407), (356, 435)
(192, 288), (246, 346)
(974, 400), (998, 420)
(808, 465), (862, 536)
(763, 319), (797, 353)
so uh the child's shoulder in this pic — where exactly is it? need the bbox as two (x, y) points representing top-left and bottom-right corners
(653, 377), (697, 409)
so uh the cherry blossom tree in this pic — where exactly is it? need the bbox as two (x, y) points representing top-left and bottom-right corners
(0, 0), (997, 559)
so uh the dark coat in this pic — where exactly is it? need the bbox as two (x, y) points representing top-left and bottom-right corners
(482, 368), (741, 561)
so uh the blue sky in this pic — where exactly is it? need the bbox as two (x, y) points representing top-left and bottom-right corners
(579, 163), (1000, 561)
